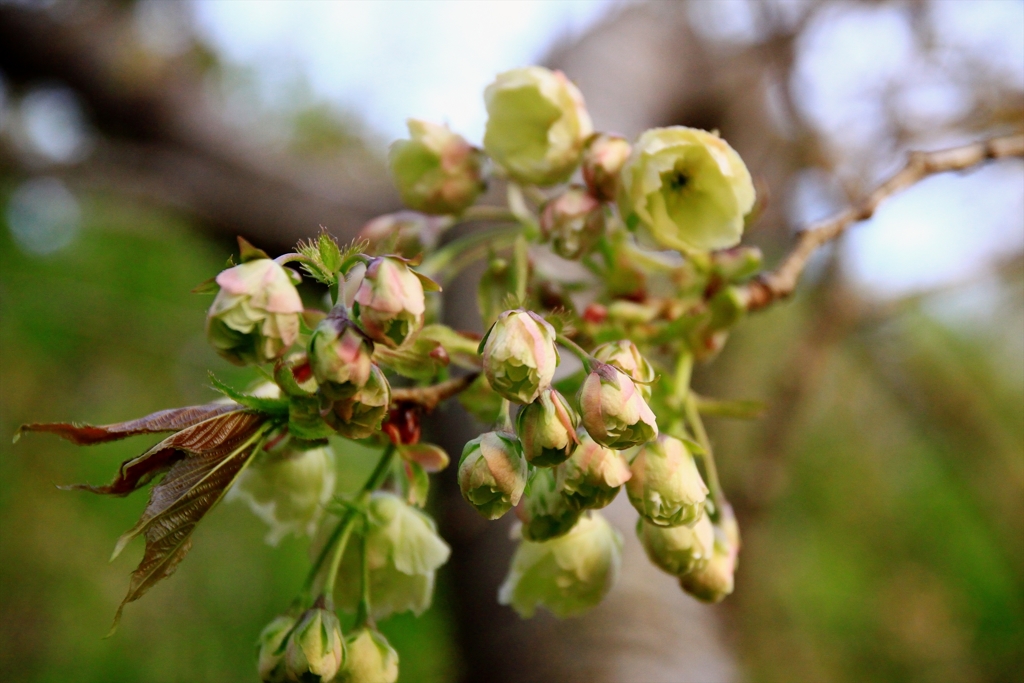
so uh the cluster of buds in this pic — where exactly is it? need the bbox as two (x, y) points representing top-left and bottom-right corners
(257, 605), (345, 683)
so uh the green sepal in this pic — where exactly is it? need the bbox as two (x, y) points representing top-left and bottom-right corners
(208, 374), (289, 415)
(373, 334), (449, 381)
(287, 396), (336, 440)
(274, 359), (317, 398)
(237, 236), (270, 263)
(191, 276), (219, 295)
(396, 459), (430, 508)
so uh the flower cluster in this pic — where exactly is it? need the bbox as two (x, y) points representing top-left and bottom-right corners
(24, 63), (759, 682)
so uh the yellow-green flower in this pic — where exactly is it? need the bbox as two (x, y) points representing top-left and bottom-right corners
(618, 126), (755, 253)
(498, 512), (622, 618)
(284, 607), (345, 683)
(516, 467), (581, 542)
(578, 362), (658, 449)
(388, 119), (485, 215)
(353, 257), (426, 349)
(539, 186), (605, 260)
(458, 431), (528, 520)
(557, 430), (631, 511)
(483, 66), (593, 186)
(515, 388), (579, 467)
(329, 365), (391, 439)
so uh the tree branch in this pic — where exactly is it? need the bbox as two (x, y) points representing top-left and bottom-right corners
(744, 133), (1024, 311)
(389, 374), (478, 412)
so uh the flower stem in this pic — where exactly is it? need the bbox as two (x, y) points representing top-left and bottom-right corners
(296, 444), (397, 606)
(556, 333), (593, 372)
(419, 225), (521, 284)
(683, 392), (725, 522)
(354, 531), (372, 628)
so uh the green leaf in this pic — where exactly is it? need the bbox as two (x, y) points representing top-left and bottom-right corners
(288, 396), (337, 440)
(418, 324), (481, 370)
(208, 374), (289, 415)
(399, 443), (450, 473)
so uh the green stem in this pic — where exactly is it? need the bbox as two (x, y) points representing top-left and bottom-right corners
(498, 398), (514, 432)
(683, 393), (725, 522)
(556, 333), (593, 372)
(354, 531), (372, 628)
(296, 444), (397, 606)
(322, 514), (359, 604)
(419, 225), (521, 284)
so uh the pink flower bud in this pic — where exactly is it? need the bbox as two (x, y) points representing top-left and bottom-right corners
(626, 435), (708, 527)
(577, 362), (658, 449)
(353, 257), (426, 348)
(539, 186), (605, 260)
(309, 311), (374, 400)
(515, 388), (579, 466)
(389, 119), (486, 215)
(458, 431), (528, 520)
(206, 258), (303, 366)
(591, 339), (656, 400)
(481, 310), (559, 404)
(582, 133), (631, 201)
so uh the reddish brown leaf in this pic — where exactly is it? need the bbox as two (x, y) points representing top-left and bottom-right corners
(16, 402), (239, 446)
(67, 410), (265, 497)
(108, 417), (271, 632)
(399, 443), (450, 473)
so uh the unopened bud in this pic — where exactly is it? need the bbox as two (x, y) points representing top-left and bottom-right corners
(578, 362), (658, 449)
(284, 607), (345, 683)
(539, 186), (605, 259)
(353, 257), (426, 349)
(498, 512), (622, 618)
(582, 133), (631, 201)
(516, 388), (579, 466)
(679, 526), (736, 603)
(389, 119), (486, 215)
(711, 246), (763, 283)
(206, 258), (303, 366)
(637, 513), (714, 577)
(626, 435), (708, 527)
(516, 467), (581, 541)
(256, 614), (296, 683)
(309, 310), (374, 400)
(458, 431), (528, 519)
(483, 66), (593, 186)
(557, 431), (631, 511)
(481, 310), (559, 404)
(329, 365), (391, 439)
(591, 340), (656, 401)
(337, 628), (399, 683)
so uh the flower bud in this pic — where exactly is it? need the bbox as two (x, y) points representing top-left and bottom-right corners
(337, 628), (399, 683)
(333, 492), (451, 620)
(557, 431), (631, 511)
(458, 431), (528, 520)
(626, 435), (708, 527)
(498, 512), (622, 618)
(515, 388), (579, 467)
(329, 365), (391, 439)
(284, 607), (345, 683)
(591, 340), (656, 401)
(353, 257), (426, 348)
(637, 513), (714, 577)
(539, 186), (605, 260)
(256, 614), (296, 683)
(483, 66), (593, 186)
(618, 126), (755, 252)
(679, 527), (736, 603)
(578, 362), (658, 449)
(582, 133), (631, 201)
(389, 119), (485, 215)
(516, 467), (581, 541)
(308, 311), (374, 400)
(358, 211), (448, 259)
(206, 258), (303, 365)
(481, 310), (559, 404)
(228, 445), (335, 545)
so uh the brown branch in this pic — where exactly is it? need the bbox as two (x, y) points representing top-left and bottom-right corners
(389, 374), (478, 412)
(745, 133), (1024, 311)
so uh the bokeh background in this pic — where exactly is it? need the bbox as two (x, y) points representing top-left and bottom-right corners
(1, 1), (1022, 682)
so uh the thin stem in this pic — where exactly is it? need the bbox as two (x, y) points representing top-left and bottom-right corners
(419, 225), (521, 284)
(556, 333), (593, 371)
(683, 393), (725, 522)
(322, 513), (359, 604)
(296, 444), (397, 606)
(354, 531), (372, 628)
(497, 398), (514, 432)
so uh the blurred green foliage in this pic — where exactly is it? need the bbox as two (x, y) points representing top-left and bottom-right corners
(707, 276), (1024, 683)
(0, 192), (458, 682)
